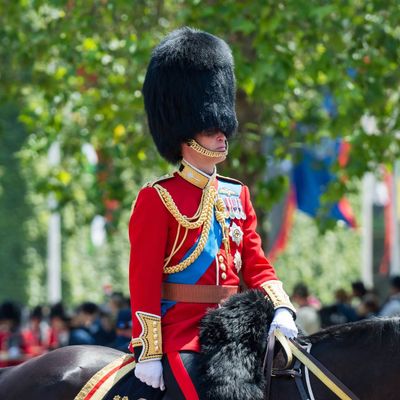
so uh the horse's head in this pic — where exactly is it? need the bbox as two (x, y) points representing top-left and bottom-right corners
(199, 289), (275, 400)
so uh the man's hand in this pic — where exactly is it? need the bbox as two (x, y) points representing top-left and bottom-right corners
(135, 360), (165, 390)
(268, 307), (298, 339)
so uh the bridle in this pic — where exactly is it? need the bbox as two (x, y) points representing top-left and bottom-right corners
(263, 333), (308, 400)
(263, 330), (361, 400)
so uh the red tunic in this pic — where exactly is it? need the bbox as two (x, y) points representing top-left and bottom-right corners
(20, 327), (47, 357)
(129, 171), (278, 355)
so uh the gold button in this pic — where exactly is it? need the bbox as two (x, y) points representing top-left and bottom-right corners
(153, 321), (157, 326)
(154, 340), (159, 345)
(155, 346), (159, 351)
(153, 327), (158, 333)
(218, 255), (224, 262)
(220, 263), (226, 271)
(154, 334), (158, 339)
(221, 272), (227, 280)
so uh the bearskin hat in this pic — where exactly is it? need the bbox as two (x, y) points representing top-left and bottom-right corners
(0, 301), (21, 326)
(143, 27), (238, 164)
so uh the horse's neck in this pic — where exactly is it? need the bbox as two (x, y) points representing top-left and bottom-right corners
(0, 366), (13, 387)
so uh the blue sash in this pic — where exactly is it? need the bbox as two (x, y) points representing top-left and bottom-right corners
(161, 209), (222, 315)
(161, 180), (242, 315)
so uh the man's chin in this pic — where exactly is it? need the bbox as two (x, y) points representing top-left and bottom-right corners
(215, 154), (227, 164)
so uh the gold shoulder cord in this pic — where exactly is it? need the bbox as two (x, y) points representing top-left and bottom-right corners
(154, 184), (213, 229)
(215, 197), (231, 256)
(153, 184), (230, 274)
(154, 184), (216, 274)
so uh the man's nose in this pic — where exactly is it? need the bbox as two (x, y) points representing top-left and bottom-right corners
(216, 131), (226, 141)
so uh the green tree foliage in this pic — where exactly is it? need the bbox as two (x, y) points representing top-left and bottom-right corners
(0, 104), (35, 303)
(62, 219), (130, 305)
(2, 0), (174, 227)
(2, 1), (399, 216)
(182, 0), (400, 208)
(274, 211), (361, 305)
(0, 1), (399, 303)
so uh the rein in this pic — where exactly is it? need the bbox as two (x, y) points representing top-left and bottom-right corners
(263, 330), (360, 400)
(263, 333), (306, 400)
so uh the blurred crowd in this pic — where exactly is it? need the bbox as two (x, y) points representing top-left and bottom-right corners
(0, 292), (132, 367)
(2, 277), (400, 366)
(292, 276), (400, 336)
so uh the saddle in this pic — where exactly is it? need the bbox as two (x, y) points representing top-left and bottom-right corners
(74, 354), (163, 400)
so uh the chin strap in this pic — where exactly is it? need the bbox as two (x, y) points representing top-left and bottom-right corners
(187, 139), (228, 158)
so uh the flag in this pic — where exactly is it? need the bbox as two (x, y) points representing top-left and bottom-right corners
(267, 186), (296, 262)
(291, 138), (356, 228)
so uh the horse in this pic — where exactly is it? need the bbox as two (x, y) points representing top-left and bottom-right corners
(0, 290), (399, 400)
(199, 290), (400, 400)
(0, 345), (123, 400)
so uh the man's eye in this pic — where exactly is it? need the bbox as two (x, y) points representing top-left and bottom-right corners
(203, 128), (218, 136)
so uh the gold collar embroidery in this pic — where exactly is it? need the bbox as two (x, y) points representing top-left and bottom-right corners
(177, 159), (216, 189)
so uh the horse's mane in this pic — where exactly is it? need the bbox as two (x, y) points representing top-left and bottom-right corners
(308, 316), (400, 349)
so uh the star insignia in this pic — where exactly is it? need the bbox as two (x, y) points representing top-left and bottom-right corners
(229, 222), (243, 246)
(234, 250), (242, 273)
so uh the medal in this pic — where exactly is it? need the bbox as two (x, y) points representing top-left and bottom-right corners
(234, 250), (242, 273)
(229, 221), (243, 246)
(221, 192), (246, 220)
(237, 197), (246, 220)
(218, 196), (230, 219)
(232, 197), (242, 220)
(219, 187), (236, 197)
(222, 197), (231, 219)
(227, 197), (236, 219)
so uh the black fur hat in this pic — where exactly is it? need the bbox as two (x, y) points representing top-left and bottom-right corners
(0, 301), (21, 327)
(198, 290), (274, 400)
(143, 27), (238, 164)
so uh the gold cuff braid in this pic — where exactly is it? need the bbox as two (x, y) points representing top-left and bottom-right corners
(261, 280), (296, 315)
(130, 312), (162, 362)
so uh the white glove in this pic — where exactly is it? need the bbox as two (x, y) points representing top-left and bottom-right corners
(135, 360), (165, 390)
(268, 307), (298, 339)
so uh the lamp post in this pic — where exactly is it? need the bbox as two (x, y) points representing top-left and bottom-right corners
(361, 173), (374, 288)
(390, 162), (400, 276)
(47, 141), (62, 304)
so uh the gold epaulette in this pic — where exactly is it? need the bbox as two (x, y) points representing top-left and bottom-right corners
(130, 174), (175, 214)
(130, 312), (162, 362)
(217, 174), (244, 186)
(261, 280), (297, 315)
(146, 173), (174, 187)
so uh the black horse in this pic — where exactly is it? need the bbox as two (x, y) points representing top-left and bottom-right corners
(1, 290), (399, 400)
(199, 290), (400, 400)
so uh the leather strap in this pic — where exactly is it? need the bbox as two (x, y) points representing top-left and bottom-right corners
(162, 283), (239, 304)
(264, 334), (305, 400)
(263, 333), (275, 400)
(293, 359), (310, 400)
(275, 330), (360, 400)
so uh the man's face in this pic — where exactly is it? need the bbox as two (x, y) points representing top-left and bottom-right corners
(193, 130), (228, 164)
(195, 130), (227, 152)
(180, 129), (228, 168)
